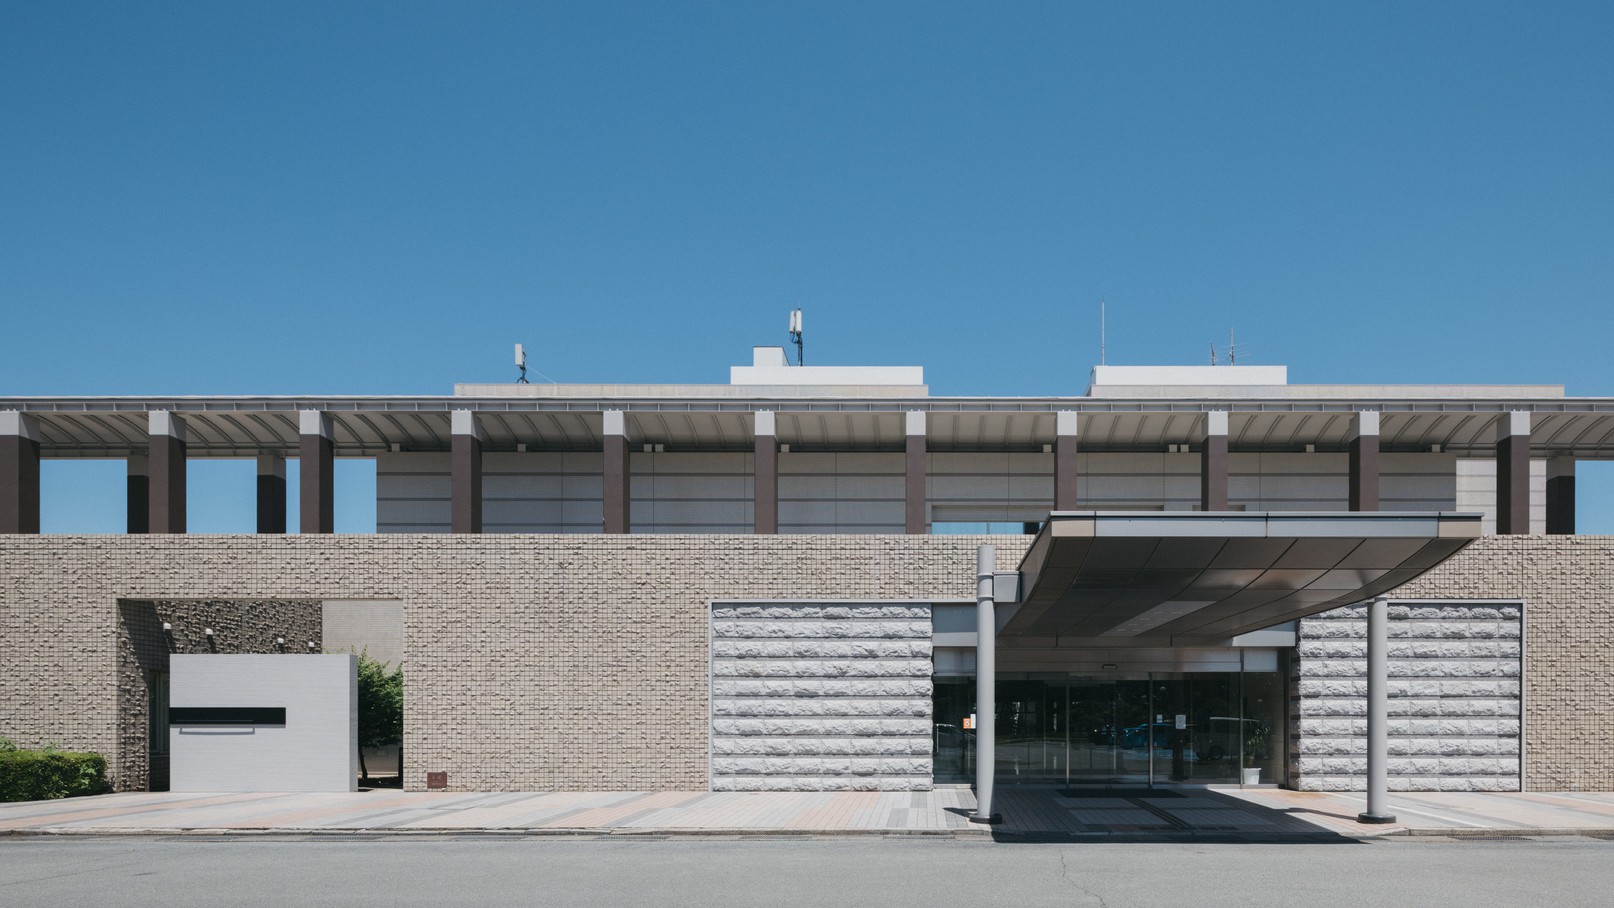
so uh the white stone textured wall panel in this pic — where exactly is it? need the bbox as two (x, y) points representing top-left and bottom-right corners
(1294, 602), (1523, 792)
(710, 602), (934, 792)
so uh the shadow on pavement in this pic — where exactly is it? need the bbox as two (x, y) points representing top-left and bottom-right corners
(984, 786), (1368, 844)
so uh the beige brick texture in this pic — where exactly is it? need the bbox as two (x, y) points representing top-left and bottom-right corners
(1396, 535), (1614, 791)
(6, 533), (1607, 793)
(0, 535), (1029, 793)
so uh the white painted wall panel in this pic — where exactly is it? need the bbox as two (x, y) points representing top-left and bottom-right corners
(632, 452), (753, 533)
(780, 452), (906, 533)
(377, 448), (1475, 534)
(170, 654), (357, 793)
(1455, 458), (1547, 534)
(377, 453), (452, 532)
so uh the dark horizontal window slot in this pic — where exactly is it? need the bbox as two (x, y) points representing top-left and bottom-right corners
(169, 707), (286, 726)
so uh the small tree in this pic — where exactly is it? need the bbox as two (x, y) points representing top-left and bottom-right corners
(356, 652), (403, 782)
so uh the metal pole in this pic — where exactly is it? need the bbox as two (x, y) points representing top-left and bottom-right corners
(1357, 596), (1396, 824)
(970, 545), (1001, 824)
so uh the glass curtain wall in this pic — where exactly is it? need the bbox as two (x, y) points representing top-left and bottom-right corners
(933, 666), (1289, 787)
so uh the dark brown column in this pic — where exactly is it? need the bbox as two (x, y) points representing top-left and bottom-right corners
(126, 453), (149, 534)
(0, 412), (41, 534)
(299, 411), (334, 534)
(451, 410), (483, 534)
(256, 454), (287, 534)
(905, 411), (926, 534)
(1349, 411), (1381, 512)
(1200, 411), (1229, 511)
(754, 411), (778, 534)
(1054, 411), (1079, 511)
(602, 410), (630, 533)
(1496, 411), (1532, 535)
(148, 411), (187, 534)
(1547, 456), (1575, 535)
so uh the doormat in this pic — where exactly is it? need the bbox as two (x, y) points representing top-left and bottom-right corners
(1057, 788), (1186, 799)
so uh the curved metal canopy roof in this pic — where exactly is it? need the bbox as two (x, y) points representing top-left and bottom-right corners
(1010, 511), (1482, 643)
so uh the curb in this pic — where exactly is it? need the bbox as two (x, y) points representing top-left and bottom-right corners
(1397, 827), (1614, 838)
(1, 825), (994, 840)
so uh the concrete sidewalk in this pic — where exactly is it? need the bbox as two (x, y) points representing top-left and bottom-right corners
(3, 787), (1612, 839)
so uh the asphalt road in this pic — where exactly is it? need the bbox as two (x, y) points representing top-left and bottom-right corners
(3, 835), (1611, 907)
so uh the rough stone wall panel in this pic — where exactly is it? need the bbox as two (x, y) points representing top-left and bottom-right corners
(1296, 602), (1522, 792)
(710, 604), (933, 791)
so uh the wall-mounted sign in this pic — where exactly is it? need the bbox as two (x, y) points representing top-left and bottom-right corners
(962, 715), (975, 730)
(170, 707), (286, 726)
(1174, 714), (1187, 730)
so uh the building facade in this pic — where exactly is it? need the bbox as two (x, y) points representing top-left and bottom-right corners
(1, 353), (1610, 794)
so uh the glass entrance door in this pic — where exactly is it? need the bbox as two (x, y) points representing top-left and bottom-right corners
(1068, 679), (1152, 784)
(991, 678), (1153, 785)
(931, 669), (1286, 788)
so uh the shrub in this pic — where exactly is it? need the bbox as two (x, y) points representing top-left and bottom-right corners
(356, 652), (403, 781)
(0, 750), (108, 802)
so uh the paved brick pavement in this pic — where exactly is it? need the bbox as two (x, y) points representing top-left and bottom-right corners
(3, 787), (1611, 838)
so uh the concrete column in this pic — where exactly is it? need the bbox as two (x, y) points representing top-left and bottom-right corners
(148, 411), (187, 534)
(754, 411), (777, 534)
(299, 411), (334, 535)
(1496, 411), (1531, 535)
(905, 411), (926, 534)
(451, 410), (484, 534)
(1054, 411), (1079, 511)
(1349, 411), (1380, 512)
(971, 544), (1001, 824)
(1547, 456), (1575, 535)
(256, 454), (287, 534)
(126, 453), (149, 534)
(1200, 410), (1229, 511)
(1357, 595), (1396, 824)
(602, 410), (630, 534)
(0, 412), (41, 535)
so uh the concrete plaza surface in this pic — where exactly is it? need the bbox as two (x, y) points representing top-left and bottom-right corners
(4, 787), (1614, 838)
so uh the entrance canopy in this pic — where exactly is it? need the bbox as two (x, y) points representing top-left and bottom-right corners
(1009, 511), (1481, 643)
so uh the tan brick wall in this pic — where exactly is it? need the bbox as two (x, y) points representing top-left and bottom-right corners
(1397, 535), (1614, 791)
(9, 532), (1606, 793)
(0, 534), (1030, 793)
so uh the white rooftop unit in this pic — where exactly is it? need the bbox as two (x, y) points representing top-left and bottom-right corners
(1089, 365), (1290, 391)
(729, 346), (925, 388)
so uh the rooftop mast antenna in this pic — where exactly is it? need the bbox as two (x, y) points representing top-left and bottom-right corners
(788, 308), (804, 366)
(515, 343), (529, 384)
(1229, 328), (1236, 365)
(1100, 298), (1106, 366)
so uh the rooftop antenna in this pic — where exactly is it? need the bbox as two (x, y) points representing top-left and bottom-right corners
(788, 308), (804, 366)
(1229, 328), (1236, 365)
(515, 343), (529, 384)
(1099, 298), (1106, 366)
(1210, 341), (1217, 366)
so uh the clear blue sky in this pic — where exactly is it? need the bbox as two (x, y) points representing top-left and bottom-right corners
(3, 2), (1611, 532)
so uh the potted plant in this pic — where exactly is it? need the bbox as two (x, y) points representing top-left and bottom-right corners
(1241, 721), (1270, 785)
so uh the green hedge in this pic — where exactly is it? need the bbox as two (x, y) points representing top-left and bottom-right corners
(0, 750), (109, 802)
